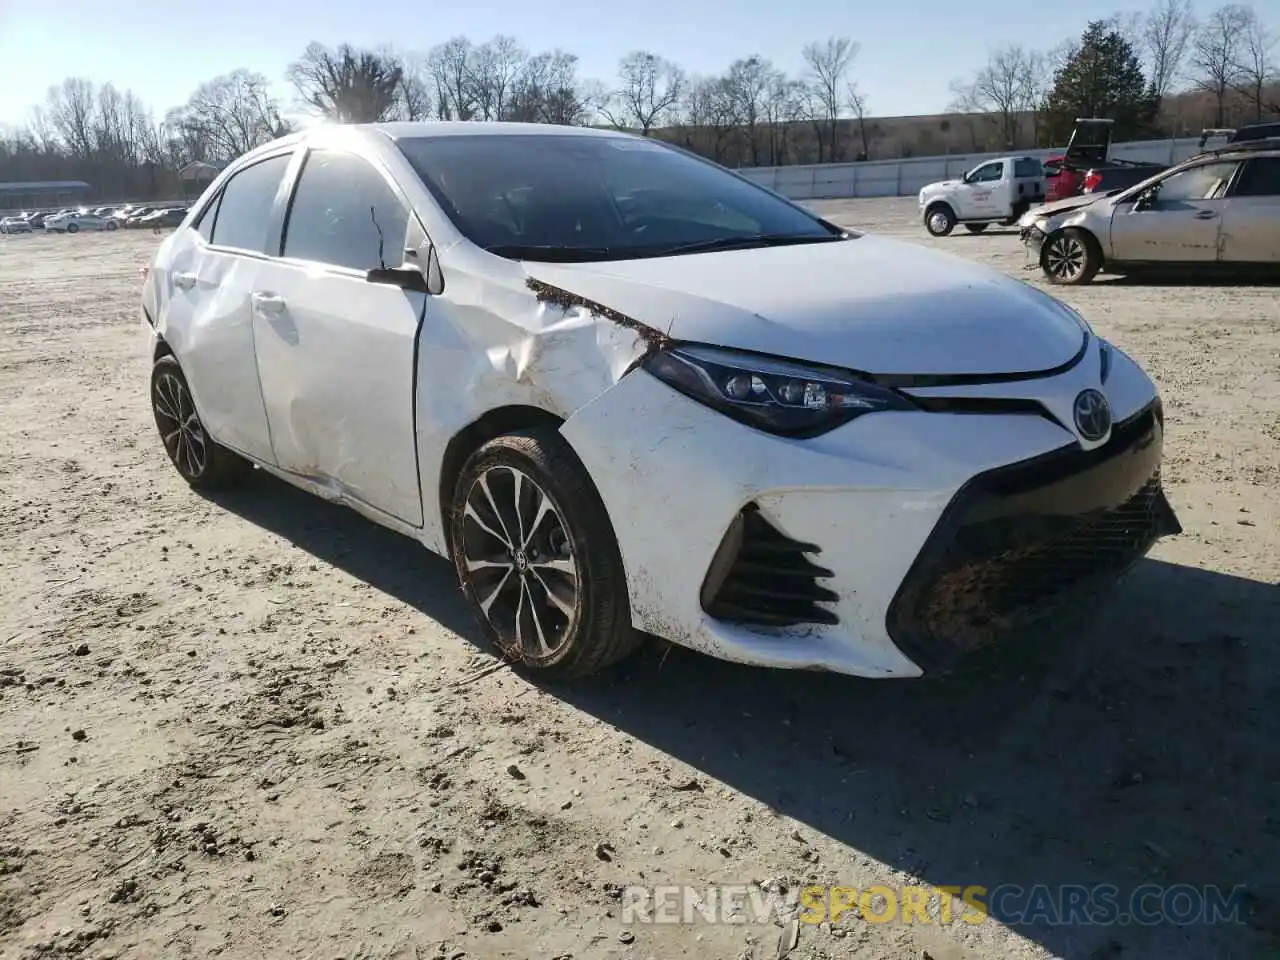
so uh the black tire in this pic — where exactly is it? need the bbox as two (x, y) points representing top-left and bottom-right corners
(1041, 227), (1101, 285)
(150, 355), (252, 489)
(105, 220), (118, 231)
(923, 203), (956, 237)
(964, 223), (989, 234)
(66, 223), (79, 234)
(450, 427), (639, 680)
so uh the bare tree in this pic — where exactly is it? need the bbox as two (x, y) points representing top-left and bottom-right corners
(681, 75), (736, 161)
(287, 42), (404, 123)
(469, 35), (528, 121)
(953, 45), (1041, 149)
(1190, 4), (1253, 126)
(801, 37), (857, 161)
(1233, 8), (1278, 121)
(720, 55), (779, 165)
(171, 70), (287, 164)
(508, 51), (595, 125)
(1142, 0), (1196, 101)
(392, 53), (434, 121)
(427, 37), (477, 121)
(602, 51), (684, 134)
(845, 83), (872, 159)
(45, 79), (97, 158)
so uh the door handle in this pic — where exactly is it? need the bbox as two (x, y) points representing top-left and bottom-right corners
(1194, 210), (1218, 220)
(251, 292), (286, 316)
(172, 271), (197, 290)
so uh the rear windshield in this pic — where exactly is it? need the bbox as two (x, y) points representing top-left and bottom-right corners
(397, 133), (845, 262)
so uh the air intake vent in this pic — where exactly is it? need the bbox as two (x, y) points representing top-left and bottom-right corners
(701, 506), (839, 628)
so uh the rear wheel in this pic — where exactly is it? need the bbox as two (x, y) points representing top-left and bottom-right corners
(964, 223), (989, 234)
(151, 355), (252, 489)
(450, 428), (639, 680)
(66, 223), (79, 234)
(1041, 228), (1101, 285)
(924, 203), (956, 237)
(105, 220), (118, 231)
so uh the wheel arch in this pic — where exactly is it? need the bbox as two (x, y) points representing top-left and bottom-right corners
(437, 404), (566, 553)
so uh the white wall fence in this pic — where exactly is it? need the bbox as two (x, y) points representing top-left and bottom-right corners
(737, 137), (1208, 201)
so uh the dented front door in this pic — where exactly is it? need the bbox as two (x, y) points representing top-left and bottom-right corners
(252, 264), (427, 527)
(1108, 199), (1226, 262)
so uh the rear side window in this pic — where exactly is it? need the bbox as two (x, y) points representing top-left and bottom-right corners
(207, 153), (291, 253)
(282, 150), (411, 272)
(1015, 158), (1043, 178)
(1232, 157), (1280, 197)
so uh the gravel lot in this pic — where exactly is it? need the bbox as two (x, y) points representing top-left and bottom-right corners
(1, 199), (1277, 960)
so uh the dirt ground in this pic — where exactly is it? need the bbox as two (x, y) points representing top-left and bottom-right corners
(1, 200), (1277, 960)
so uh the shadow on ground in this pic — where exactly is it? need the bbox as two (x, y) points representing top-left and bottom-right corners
(208, 471), (1280, 959)
(1100, 271), (1280, 287)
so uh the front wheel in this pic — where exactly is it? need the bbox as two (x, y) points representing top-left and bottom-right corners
(450, 428), (639, 680)
(924, 204), (956, 237)
(964, 223), (989, 234)
(66, 223), (79, 234)
(151, 355), (252, 489)
(1041, 228), (1101, 285)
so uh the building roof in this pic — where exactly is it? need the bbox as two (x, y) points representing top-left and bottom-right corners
(0, 180), (92, 193)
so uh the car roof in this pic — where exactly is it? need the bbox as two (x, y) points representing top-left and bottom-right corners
(1190, 136), (1280, 161)
(366, 121), (630, 142)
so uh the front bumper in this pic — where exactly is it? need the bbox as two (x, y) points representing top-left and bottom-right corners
(887, 400), (1178, 672)
(559, 347), (1177, 678)
(1021, 224), (1046, 258)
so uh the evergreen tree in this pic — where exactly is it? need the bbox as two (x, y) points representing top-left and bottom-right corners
(1044, 21), (1157, 143)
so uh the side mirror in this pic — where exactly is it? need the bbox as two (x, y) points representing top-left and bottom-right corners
(366, 265), (430, 293)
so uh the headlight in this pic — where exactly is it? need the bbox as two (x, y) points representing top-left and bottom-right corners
(1099, 338), (1113, 383)
(641, 344), (916, 438)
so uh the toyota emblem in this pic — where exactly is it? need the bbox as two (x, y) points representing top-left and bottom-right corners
(1073, 389), (1112, 442)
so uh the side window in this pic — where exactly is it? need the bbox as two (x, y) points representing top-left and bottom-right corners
(282, 151), (411, 272)
(971, 162), (1004, 183)
(191, 190), (222, 243)
(1232, 157), (1280, 197)
(1015, 158), (1043, 179)
(1153, 162), (1238, 203)
(208, 153), (291, 253)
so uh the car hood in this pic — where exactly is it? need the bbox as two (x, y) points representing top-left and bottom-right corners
(1032, 193), (1106, 219)
(523, 235), (1086, 377)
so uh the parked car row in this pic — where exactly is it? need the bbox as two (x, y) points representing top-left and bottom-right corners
(0, 203), (189, 235)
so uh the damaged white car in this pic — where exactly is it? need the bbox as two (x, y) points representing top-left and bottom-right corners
(140, 122), (1181, 680)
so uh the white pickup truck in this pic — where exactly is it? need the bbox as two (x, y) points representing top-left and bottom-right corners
(917, 156), (1047, 236)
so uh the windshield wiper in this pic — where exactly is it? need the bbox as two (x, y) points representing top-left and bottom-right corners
(484, 244), (615, 263)
(648, 233), (846, 256)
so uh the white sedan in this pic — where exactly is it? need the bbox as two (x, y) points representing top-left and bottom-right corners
(45, 211), (116, 233)
(139, 122), (1182, 679)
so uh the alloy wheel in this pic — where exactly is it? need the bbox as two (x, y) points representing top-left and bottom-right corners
(1045, 234), (1085, 280)
(460, 465), (579, 662)
(928, 211), (951, 234)
(152, 371), (207, 479)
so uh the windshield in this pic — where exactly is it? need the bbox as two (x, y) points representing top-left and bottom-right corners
(397, 133), (847, 262)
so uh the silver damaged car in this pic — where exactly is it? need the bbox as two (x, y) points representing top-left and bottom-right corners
(1020, 139), (1280, 284)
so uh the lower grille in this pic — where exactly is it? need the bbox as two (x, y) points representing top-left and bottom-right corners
(887, 402), (1181, 673)
(701, 506), (839, 628)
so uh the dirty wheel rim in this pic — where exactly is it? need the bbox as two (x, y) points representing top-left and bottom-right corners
(928, 211), (950, 234)
(1045, 235), (1085, 279)
(153, 372), (207, 478)
(461, 466), (579, 662)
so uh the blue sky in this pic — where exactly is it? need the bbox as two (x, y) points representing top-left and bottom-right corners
(0, 0), (1227, 126)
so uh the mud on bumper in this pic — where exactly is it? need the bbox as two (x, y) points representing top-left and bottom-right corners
(886, 400), (1180, 674)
